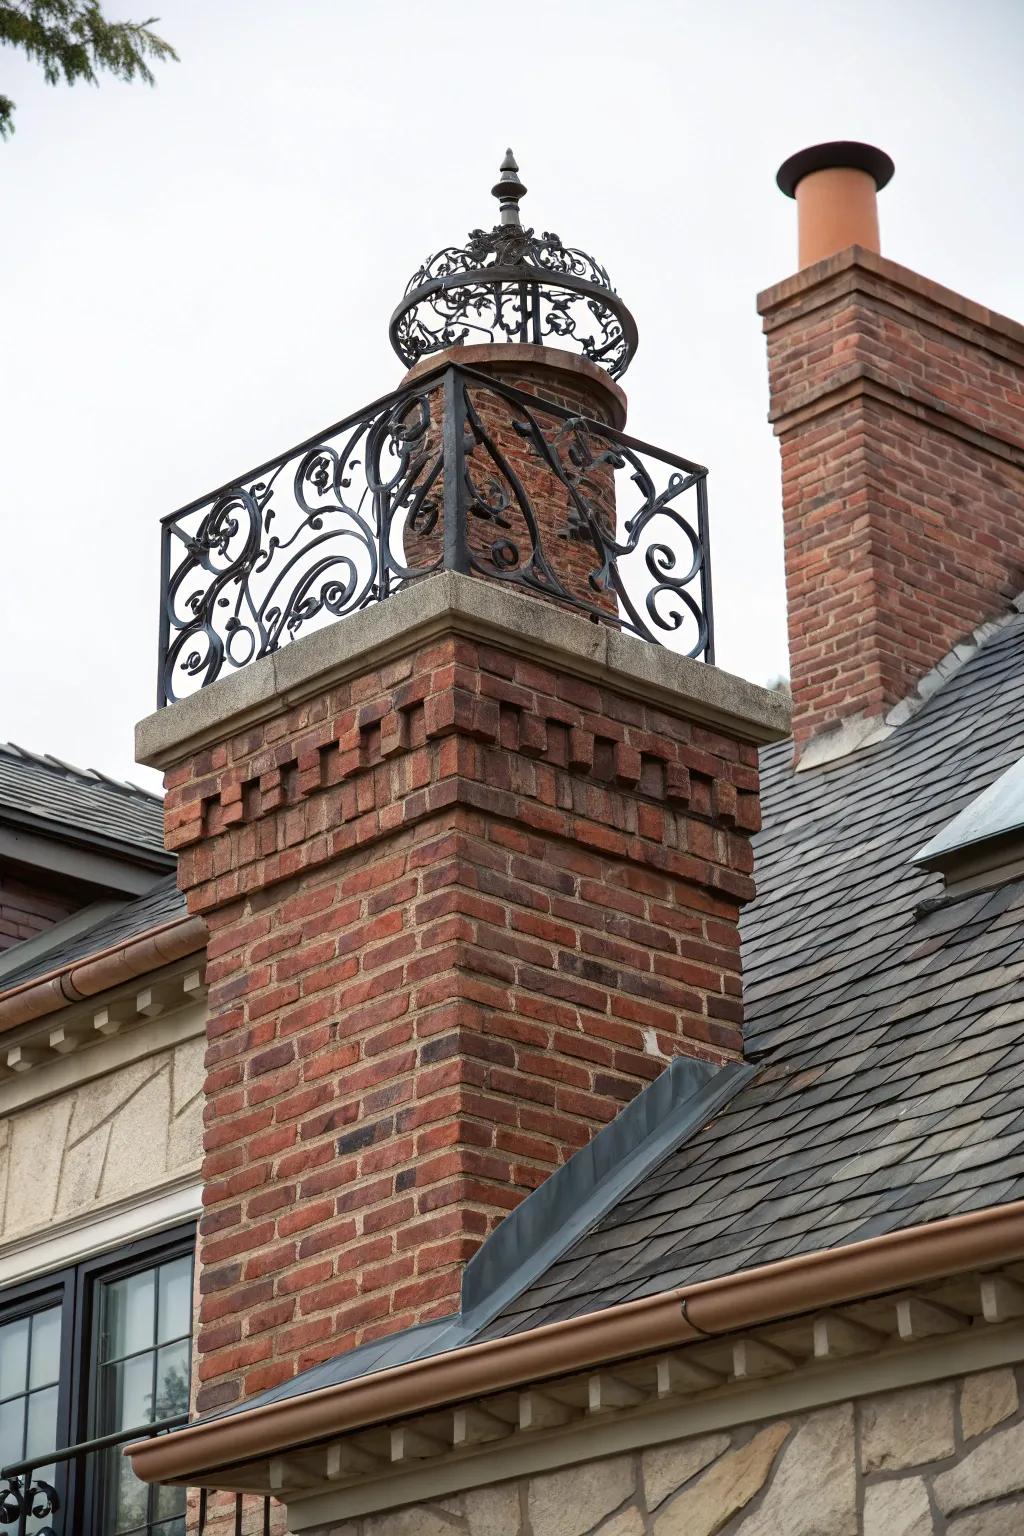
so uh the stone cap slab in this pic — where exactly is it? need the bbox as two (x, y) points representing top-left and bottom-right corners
(137, 574), (790, 771)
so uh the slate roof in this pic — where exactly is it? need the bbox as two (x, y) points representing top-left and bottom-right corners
(190, 606), (1024, 1426)
(0, 874), (187, 992)
(480, 610), (1024, 1336)
(0, 742), (167, 857)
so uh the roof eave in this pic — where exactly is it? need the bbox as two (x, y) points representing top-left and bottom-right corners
(0, 912), (207, 1032)
(125, 1197), (1024, 1488)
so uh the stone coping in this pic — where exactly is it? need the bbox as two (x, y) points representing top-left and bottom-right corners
(137, 574), (790, 771)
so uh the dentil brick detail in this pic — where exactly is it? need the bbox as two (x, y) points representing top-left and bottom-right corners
(163, 629), (761, 1413)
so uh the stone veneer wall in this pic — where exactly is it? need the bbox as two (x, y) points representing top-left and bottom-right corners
(312, 1367), (1024, 1536)
(0, 1030), (204, 1241)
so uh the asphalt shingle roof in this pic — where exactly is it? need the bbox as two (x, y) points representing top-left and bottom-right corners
(177, 608), (1024, 1426)
(0, 742), (166, 856)
(480, 611), (1024, 1336)
(0, 874), (187, 992)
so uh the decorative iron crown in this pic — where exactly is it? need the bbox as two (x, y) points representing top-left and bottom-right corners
(389, 151), (638, 380)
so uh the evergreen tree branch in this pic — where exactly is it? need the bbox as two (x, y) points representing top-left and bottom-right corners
(0, 0), (177, 137)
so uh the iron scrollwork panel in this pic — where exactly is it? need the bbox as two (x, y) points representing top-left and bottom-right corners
(393, 268), (633, 380)
(0, 1475), (59, 1536)
(457, 376), (712, 660)
(157, 364), (714, 707)
(159, 382), (448, 705)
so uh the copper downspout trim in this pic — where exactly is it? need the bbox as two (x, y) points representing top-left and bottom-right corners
(126, 1198), (1024, 1486)
(0, 914), (207, 1031)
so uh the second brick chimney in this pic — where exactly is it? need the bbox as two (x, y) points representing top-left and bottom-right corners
(762, 142), (1024, 762)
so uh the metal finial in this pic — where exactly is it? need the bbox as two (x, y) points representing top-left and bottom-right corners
(491, 149), (527, 227)
(392, 152), (636, 379)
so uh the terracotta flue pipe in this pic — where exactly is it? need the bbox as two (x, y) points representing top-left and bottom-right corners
(776, 141), (895, 269)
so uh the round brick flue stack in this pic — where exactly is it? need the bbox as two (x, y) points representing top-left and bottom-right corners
(403, 341), (625, 619)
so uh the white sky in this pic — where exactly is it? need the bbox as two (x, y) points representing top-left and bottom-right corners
(2, 0), (1023, 791)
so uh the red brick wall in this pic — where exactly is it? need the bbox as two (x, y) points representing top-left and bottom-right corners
(405, 350), (621, 617)
(165, 632), (760, 1414)
(0, 873), (80, 953)
(760, 248), (1024, 752)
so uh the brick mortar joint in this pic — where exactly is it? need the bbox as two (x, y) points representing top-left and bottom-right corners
(172, 735), (757, 844)
(763, 279), (1024, 377)
(175, 788), (758, 919)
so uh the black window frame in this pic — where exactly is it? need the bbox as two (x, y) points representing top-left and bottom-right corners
(0, 1266), (76, 1528)
(0, 1222), (195, 1536)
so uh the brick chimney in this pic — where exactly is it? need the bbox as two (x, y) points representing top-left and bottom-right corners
(761, 142), (1024, 762)
(138, 154), (787, 1415)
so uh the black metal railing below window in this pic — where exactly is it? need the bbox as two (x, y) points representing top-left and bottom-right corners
(1, 1423), (272, 1536)
(157, 362), (714, 708)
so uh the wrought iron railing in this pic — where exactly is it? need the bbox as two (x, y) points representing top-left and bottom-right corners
(157, 362), (713, 708)
(1, 1422), (272, 1535)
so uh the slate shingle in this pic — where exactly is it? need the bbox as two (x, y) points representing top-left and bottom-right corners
(0, 742), (166, 855)
(0, 875), (187, 991)
(482, 613), (1024, 1335)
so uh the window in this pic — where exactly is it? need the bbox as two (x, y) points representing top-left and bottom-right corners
(0, 1226), (194, 1536)
(92, 1247), (193, 1535)
(0, 1273), (74, 1536)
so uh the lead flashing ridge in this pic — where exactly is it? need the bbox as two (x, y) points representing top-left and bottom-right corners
(190, 1056), (755, 1426)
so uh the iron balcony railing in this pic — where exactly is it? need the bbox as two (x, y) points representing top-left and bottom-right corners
(157, 362), (713, 708)
(1, 1422), (271, 1536)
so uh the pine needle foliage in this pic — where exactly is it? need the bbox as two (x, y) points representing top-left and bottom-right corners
(0, 0), (177, 138)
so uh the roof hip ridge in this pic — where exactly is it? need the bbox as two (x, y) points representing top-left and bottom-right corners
(883, 591), (1024, 731)
(0, 740), (163, 802)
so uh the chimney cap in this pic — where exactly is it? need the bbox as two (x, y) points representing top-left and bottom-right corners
(776, 141), (895, 199)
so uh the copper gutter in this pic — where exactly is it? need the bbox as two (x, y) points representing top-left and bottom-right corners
(127, 1198), (1024, 1486)
(0, 914), (207, 1031)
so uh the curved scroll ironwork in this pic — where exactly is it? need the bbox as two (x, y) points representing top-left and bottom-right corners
(159, 380), (446, 705)
(0, 1474), (59, 1536)
(157, 363), (713, 706)
(458, 378), (712, 659)
(391, 255), (636, 382)
(389, 153), (638, 379)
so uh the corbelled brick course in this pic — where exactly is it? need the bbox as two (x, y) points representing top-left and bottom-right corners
(163, 630), (760, 1412)
(760, 246), (1024, 753)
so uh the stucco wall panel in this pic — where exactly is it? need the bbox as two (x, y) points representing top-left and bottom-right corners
(0, 1032), (204, 1244)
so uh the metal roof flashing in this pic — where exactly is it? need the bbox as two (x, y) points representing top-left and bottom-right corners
(914, 754), (1024, 892)
(194, 1053), (754, 1424)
